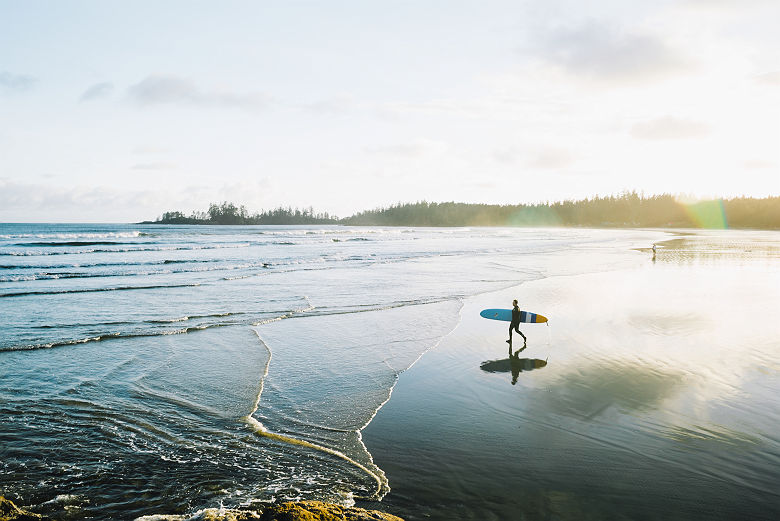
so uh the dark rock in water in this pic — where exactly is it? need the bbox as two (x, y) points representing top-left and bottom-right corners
(135, 501), (404, 521)
(0, 497), (50, 521)
(2, 496), (403, 521)
(260, 501), (404, 521)
(175, 509), (262, 520)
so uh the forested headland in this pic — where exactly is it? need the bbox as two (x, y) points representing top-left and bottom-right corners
(144, 194), (780, 229)
(145, 202), (337, 225)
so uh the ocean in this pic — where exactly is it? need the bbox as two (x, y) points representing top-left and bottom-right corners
(1, 224), (778, 520)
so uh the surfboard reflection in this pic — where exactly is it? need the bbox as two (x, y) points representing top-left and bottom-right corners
(480, 352), (548, 385)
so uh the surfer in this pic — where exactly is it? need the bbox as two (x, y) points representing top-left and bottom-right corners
(506, 299), (527, 347)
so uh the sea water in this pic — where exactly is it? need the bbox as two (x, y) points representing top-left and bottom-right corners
(0, 224), (777, 519)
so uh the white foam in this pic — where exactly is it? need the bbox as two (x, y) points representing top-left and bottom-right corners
(245, 323), (387, 500)
(0, 231), (142, 240)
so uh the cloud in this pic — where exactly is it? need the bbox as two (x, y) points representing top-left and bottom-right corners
(536, 22), (691, 83)
(742, 159), (775, 169)
(126, 74), (269, 109)
(684, 0), (773, 11)
(525, 147), (576, 169)
(0, 179), (161, 222)
(630, 116), (710, 139)
(754, 70), (780, 85)
(0, 71), (37, 93)
(80, 82), (114, 102)
(303, 95), (357, 115)
(493, 146), (575, 169)
(364, 139), (449, 158)
(131, 162), (177, 171)
(0, 178), (277, 222)
(132, 145), (171, 155)
(379, 99), (492, 120)
(493, 147), (520, 165)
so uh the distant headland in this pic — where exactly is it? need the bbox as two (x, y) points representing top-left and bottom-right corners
(141, 193), (780, 229)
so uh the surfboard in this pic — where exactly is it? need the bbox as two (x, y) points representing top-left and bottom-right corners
(480, 308), (548, 323)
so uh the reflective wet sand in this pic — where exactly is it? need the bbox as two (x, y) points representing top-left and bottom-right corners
(363, 232), (780, 520)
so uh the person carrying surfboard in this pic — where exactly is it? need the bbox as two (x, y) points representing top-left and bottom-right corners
(506, 299), (527, 347)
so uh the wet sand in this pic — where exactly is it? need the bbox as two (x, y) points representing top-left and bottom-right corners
(362, 242), (780, 520)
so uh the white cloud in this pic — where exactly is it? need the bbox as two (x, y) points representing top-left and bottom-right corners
(742, 159), (775, 169)
(493, 146), (576, 169)
(683, 0), (774, 11)
(303, 95), (358, 115)
(0, 178), (278, 223)
(630, 116), (711, 139)
(131, 145), (171, 155)
(364, 139), (449, 158)
(131, 162), (177, 171)
(0, 71), (36, 93)
(754, 70), (780, 85)
(378, 99), (495, 120)
(126, 75), (270, 109)
(80, 82), (114, 102)
(525, 147), (576, 169)
(493, 147), (520, 165)
(535, 22), (692, 83)
(0, 179), (159, 222)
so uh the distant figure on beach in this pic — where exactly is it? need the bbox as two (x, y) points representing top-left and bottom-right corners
(506, 299), (527, 348)
(652, 243), (657, 262)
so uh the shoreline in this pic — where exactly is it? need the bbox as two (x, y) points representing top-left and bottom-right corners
(357, 246), (780, 520)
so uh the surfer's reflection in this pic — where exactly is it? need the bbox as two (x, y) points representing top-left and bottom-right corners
(479, 348), (548, 385)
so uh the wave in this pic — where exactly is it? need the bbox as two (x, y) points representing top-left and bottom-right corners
(30, 312), (247, 331)
(0, 243), (252, 256)
(0, 282), (202, 298)
(0, 231), (142, 240)
(0, 263), (268, 282)
(1, 258), (218, 270)
(0, 307), (317, 352)
(146, 311), (245, 324)
(0, 325), (223, 352)
(0, 272), (92, 282)
(15, 241), (140, 247)
(0, 333), (123, 351)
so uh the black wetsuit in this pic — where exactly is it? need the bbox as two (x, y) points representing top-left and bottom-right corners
(509, 305), (526, 343)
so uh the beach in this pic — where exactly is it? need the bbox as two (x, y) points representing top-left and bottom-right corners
(363, 234), (780, 520)
(1, 225), (778, 520)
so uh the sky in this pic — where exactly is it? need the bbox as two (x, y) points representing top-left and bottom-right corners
(1, 0), (779, 222)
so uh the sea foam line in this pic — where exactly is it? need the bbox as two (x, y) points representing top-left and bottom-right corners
(0, 282), (202, 298)
(246, 308), (389, 501)
(243, 298), (465, 500)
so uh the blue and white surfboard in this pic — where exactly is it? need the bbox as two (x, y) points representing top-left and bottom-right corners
(480, 308), (548, 323)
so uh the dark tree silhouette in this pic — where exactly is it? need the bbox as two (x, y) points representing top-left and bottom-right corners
(148, 194), (780, 229)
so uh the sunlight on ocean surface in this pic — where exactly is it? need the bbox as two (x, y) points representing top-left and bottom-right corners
(1, 224), (778, 520)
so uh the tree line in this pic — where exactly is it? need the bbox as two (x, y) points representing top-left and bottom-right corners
(145, 194), (780, 229)
(150, 202), (337, 225)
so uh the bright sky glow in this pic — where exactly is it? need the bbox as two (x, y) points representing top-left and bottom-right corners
(1, 0), (778, 222)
